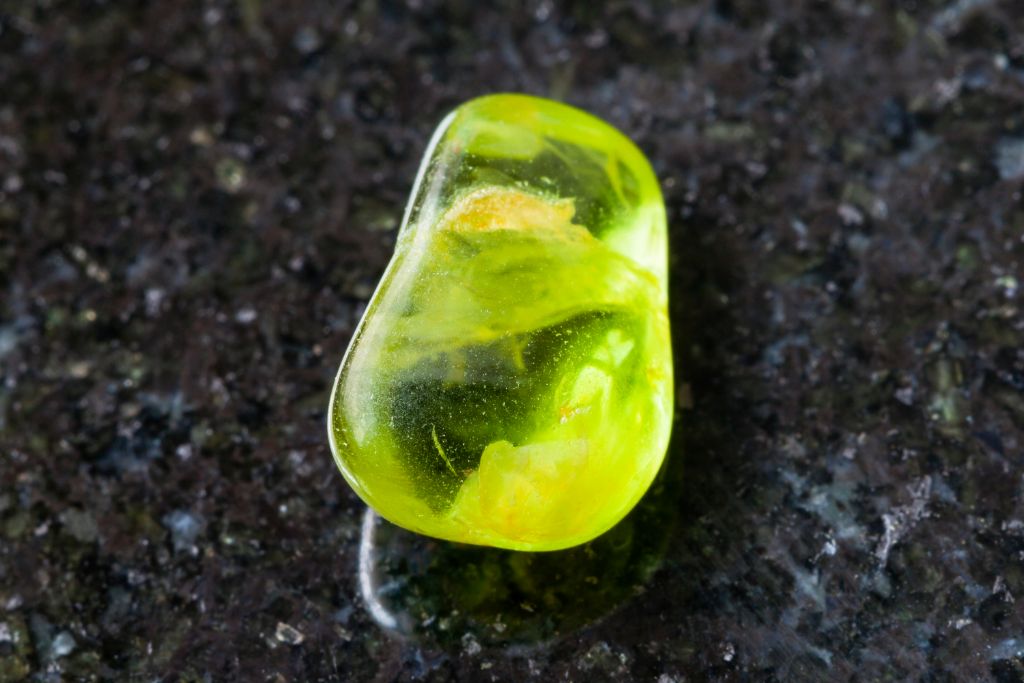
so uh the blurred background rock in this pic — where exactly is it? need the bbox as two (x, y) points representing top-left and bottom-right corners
(1, 1), (1023, 680)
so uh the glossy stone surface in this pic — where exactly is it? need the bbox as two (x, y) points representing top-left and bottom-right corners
(328, 95), (672, 550)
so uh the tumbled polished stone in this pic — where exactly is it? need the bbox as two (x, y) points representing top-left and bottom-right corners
(328, 94), (672, 551)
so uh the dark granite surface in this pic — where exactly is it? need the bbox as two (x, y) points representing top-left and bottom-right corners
(2, 1), (1024, 680)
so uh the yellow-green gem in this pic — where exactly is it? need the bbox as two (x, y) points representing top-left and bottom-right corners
(328, 94), (672, 551)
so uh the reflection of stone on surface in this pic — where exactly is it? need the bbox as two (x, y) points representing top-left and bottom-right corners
(354, 447), (681, 647)
(358, 509), (399, 632)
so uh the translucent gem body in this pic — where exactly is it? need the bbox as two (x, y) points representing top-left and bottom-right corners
(328, 94), (672, 551)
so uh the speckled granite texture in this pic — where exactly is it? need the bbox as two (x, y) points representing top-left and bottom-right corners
(2, 1), (1024, 681)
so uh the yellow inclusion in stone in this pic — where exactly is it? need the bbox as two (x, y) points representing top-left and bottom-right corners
(328, 94), (673, 551)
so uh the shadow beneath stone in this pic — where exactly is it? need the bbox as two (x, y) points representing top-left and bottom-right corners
(608, 206), (775, 652)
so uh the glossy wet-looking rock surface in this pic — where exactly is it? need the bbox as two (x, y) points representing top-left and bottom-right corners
(3, 1), (1024, 681)
(329, 95), (673, 551)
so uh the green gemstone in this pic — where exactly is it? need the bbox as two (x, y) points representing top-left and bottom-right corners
(328, 94), (673, 551)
